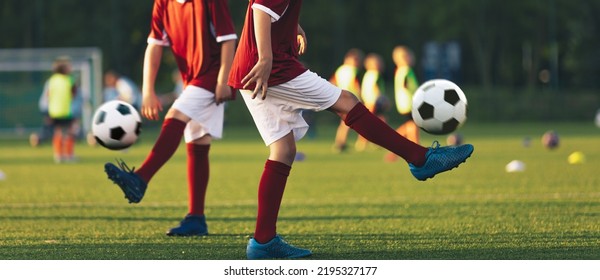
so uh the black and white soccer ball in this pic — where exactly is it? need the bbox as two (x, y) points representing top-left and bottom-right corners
(92, 100), (142, 150)
(411, 79), (467, 135)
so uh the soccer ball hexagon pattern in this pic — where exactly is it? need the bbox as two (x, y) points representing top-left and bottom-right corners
(92, 100), (142, 150)
(411, 79), (468, 135)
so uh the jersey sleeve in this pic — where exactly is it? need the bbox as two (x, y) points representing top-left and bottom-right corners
(206, 0), (237, 43)
(252, 0), (289, 22)
(147, 0), (170, 46)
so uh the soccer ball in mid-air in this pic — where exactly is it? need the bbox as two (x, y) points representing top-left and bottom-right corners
(411, 79), (468, 135)
(92, 100), (142, 150)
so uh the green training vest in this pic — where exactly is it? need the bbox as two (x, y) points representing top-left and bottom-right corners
(47, 74), (74, 119)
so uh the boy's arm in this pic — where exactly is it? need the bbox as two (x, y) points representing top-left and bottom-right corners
(208, 0), (236, 104)
(241, 8), (272, 100)
(215, 39), (236, 104)
(141, 43), (164, 121)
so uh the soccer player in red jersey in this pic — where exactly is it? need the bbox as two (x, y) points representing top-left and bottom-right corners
(229, 0), (474, 259)
(104, 0), (237, 237)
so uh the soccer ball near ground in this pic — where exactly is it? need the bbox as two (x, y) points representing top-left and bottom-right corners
(411, 79), (468, 135)
(541, 130), (559, 150)
(92, 100), (142, 150)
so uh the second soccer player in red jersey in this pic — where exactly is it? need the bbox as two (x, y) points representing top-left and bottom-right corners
(105, 0), (237, 237)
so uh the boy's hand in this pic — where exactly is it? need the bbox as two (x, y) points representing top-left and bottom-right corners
(141, 90), (163, 121)
(245, 8), (273, 100)
(215, 83), (234, 105)
(242, 57), (272, 100)
(297, 25), (307, 55)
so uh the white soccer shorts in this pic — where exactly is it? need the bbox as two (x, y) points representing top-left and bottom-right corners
(240, 70), (342, 146)
(171, 85), (224, 143)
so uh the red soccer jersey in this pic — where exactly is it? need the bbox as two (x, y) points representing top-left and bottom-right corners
(228, 0), (307, 90)
(148, 0), (237, 92)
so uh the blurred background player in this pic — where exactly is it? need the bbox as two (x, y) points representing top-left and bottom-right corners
(104, 0), (237, 237)
(385, 45), (420, 162)
(43, 56), (80, 163)
(330, 48), (364, 153)
(31, 62), (83, 148)
(103, 70), (142, 110)
(355, 52), (390, 151)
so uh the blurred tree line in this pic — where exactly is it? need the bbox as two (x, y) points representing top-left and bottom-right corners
(1, 0), (598, 121)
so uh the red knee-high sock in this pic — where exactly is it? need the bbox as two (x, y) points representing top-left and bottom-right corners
(345, 103), (428, 166)
(187, 143), (210, 216)
(254, 160), (291, 244)
(135, 118), (186, 183)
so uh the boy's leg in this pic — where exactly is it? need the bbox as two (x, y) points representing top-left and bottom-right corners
(166, 87), (224, 235)
(104, 115), (187, 203)
(385, 120), (420, 162)
(52, 126), (64, 163)
(135, 117), (187, 182)
(165, 142), (211, 236)
(254, 159), (291, 243)
(333, 120), (350, 153)
(186, 143), (210, 216)
(64, 134), (75, 160)
(354, 134), (369, 152)
(253, 132), (295, 243)
(64, 121), (76, 161)
(105, 86), (216, 204)
(333, 91), (473, 180)
(246, 133), (311, 259)
(340, 97), (428, 166)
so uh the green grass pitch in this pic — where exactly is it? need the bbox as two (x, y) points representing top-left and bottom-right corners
(0, 122), (598, 260)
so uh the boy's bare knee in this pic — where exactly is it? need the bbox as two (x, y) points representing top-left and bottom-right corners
(269, 133), (297, 165)
(165, 108), (191, 122)
(330, 90), (359, 119)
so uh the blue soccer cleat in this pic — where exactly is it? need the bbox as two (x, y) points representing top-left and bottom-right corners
(409, 141), (474, 181)
(104, 159), (147, 203)
(166, 214), (208, 236)
(246, 235), (312, 260)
